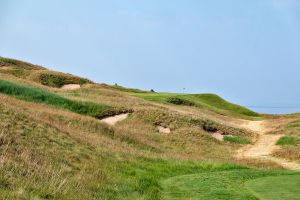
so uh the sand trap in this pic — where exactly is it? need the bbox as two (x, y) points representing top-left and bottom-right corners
(61, 84), (81, 90)
(157, 126), (171, 134)
(101, 113), (129, 126)
(211, 132), (224, 141)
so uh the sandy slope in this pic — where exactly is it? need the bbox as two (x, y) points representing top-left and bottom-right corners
(61, 84), (81, 90)
(101, 113), (129, 126)
(237, 120), (300, 170)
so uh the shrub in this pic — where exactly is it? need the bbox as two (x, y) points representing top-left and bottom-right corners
(166, 97), (195, 106)
(276, 136), (297, 146)
(32, 71), (92, 88)
(201, 120), (219, 132)
(40, 74), (66, 87)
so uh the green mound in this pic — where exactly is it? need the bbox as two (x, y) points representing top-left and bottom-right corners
(0, 79), (126, 119)
(245, 175), (300, 200)
(125, 91), (258, 117)
(161, 170), (298, 200)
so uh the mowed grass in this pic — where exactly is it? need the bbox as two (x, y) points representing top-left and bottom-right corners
(245, 175), (300, 200)
(161, 170), (299, 200)
(0, 79), (125, 119)
(123, 91), (259, 118)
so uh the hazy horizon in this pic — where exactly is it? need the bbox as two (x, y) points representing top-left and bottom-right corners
(1, 0), (300, 114)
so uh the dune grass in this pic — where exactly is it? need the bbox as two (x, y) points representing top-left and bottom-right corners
(0, 79), (125, 119)
(245, 175), (300, 200)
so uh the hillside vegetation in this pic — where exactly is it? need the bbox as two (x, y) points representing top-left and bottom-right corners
(0, 57), (299, 200)
(107, 85), (259, 118)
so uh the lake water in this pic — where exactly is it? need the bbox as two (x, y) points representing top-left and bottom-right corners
(247, 106), (300, 115)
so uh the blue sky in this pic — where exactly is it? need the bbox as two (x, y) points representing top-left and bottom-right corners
(1, 0), (300, 113)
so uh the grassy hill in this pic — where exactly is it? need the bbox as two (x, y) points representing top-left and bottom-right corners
(0, 57), (299, 199)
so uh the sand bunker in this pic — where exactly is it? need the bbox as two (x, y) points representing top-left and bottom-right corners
(157, 126), (171, 134)
(101, 113), (129, 126)
(61, 84), (81, 90)
(211, 132), (224, 141)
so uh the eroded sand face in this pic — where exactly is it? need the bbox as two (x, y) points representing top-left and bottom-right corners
(157, 126), (171, 134)
(61, 84), (81, 90)
(101, 113), (129, 126)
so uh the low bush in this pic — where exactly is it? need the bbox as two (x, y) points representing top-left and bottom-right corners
(37, 72), (91, 88)
(166, 97), (195, 106)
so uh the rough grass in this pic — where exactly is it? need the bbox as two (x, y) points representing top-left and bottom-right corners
(245, 175), (300, 200)
(2, 57), (299, 199)
(224, 135), (251, 144)
(0, 57), (44, 70)
(29, 70), (92, 88)
(0, 79), (127, 119)
(276, 136), (297, 146)
(286, 122), (300, 128)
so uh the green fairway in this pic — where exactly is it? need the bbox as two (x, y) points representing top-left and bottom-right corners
(126, 91), (259, 118)
(160, 170), (299, 200)
(245, 175), (300, 200)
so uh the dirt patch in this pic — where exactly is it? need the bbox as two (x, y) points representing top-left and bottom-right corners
(211, 132), (224, 141)
(237, 134), (282, 158)
(61, 84), (81, 90)
(236, 120), (300, 170)
(101, 113), (129, 126)
(157, 126), (171, 134)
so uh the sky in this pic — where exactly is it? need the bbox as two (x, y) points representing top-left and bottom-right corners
(0, 0), (300, 114)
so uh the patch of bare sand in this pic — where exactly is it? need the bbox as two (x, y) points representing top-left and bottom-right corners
(211, 132), (224, 141)
(157, 126), (170, 134)
(101, 113), (129, 126)
(61, 84), (81, 90)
